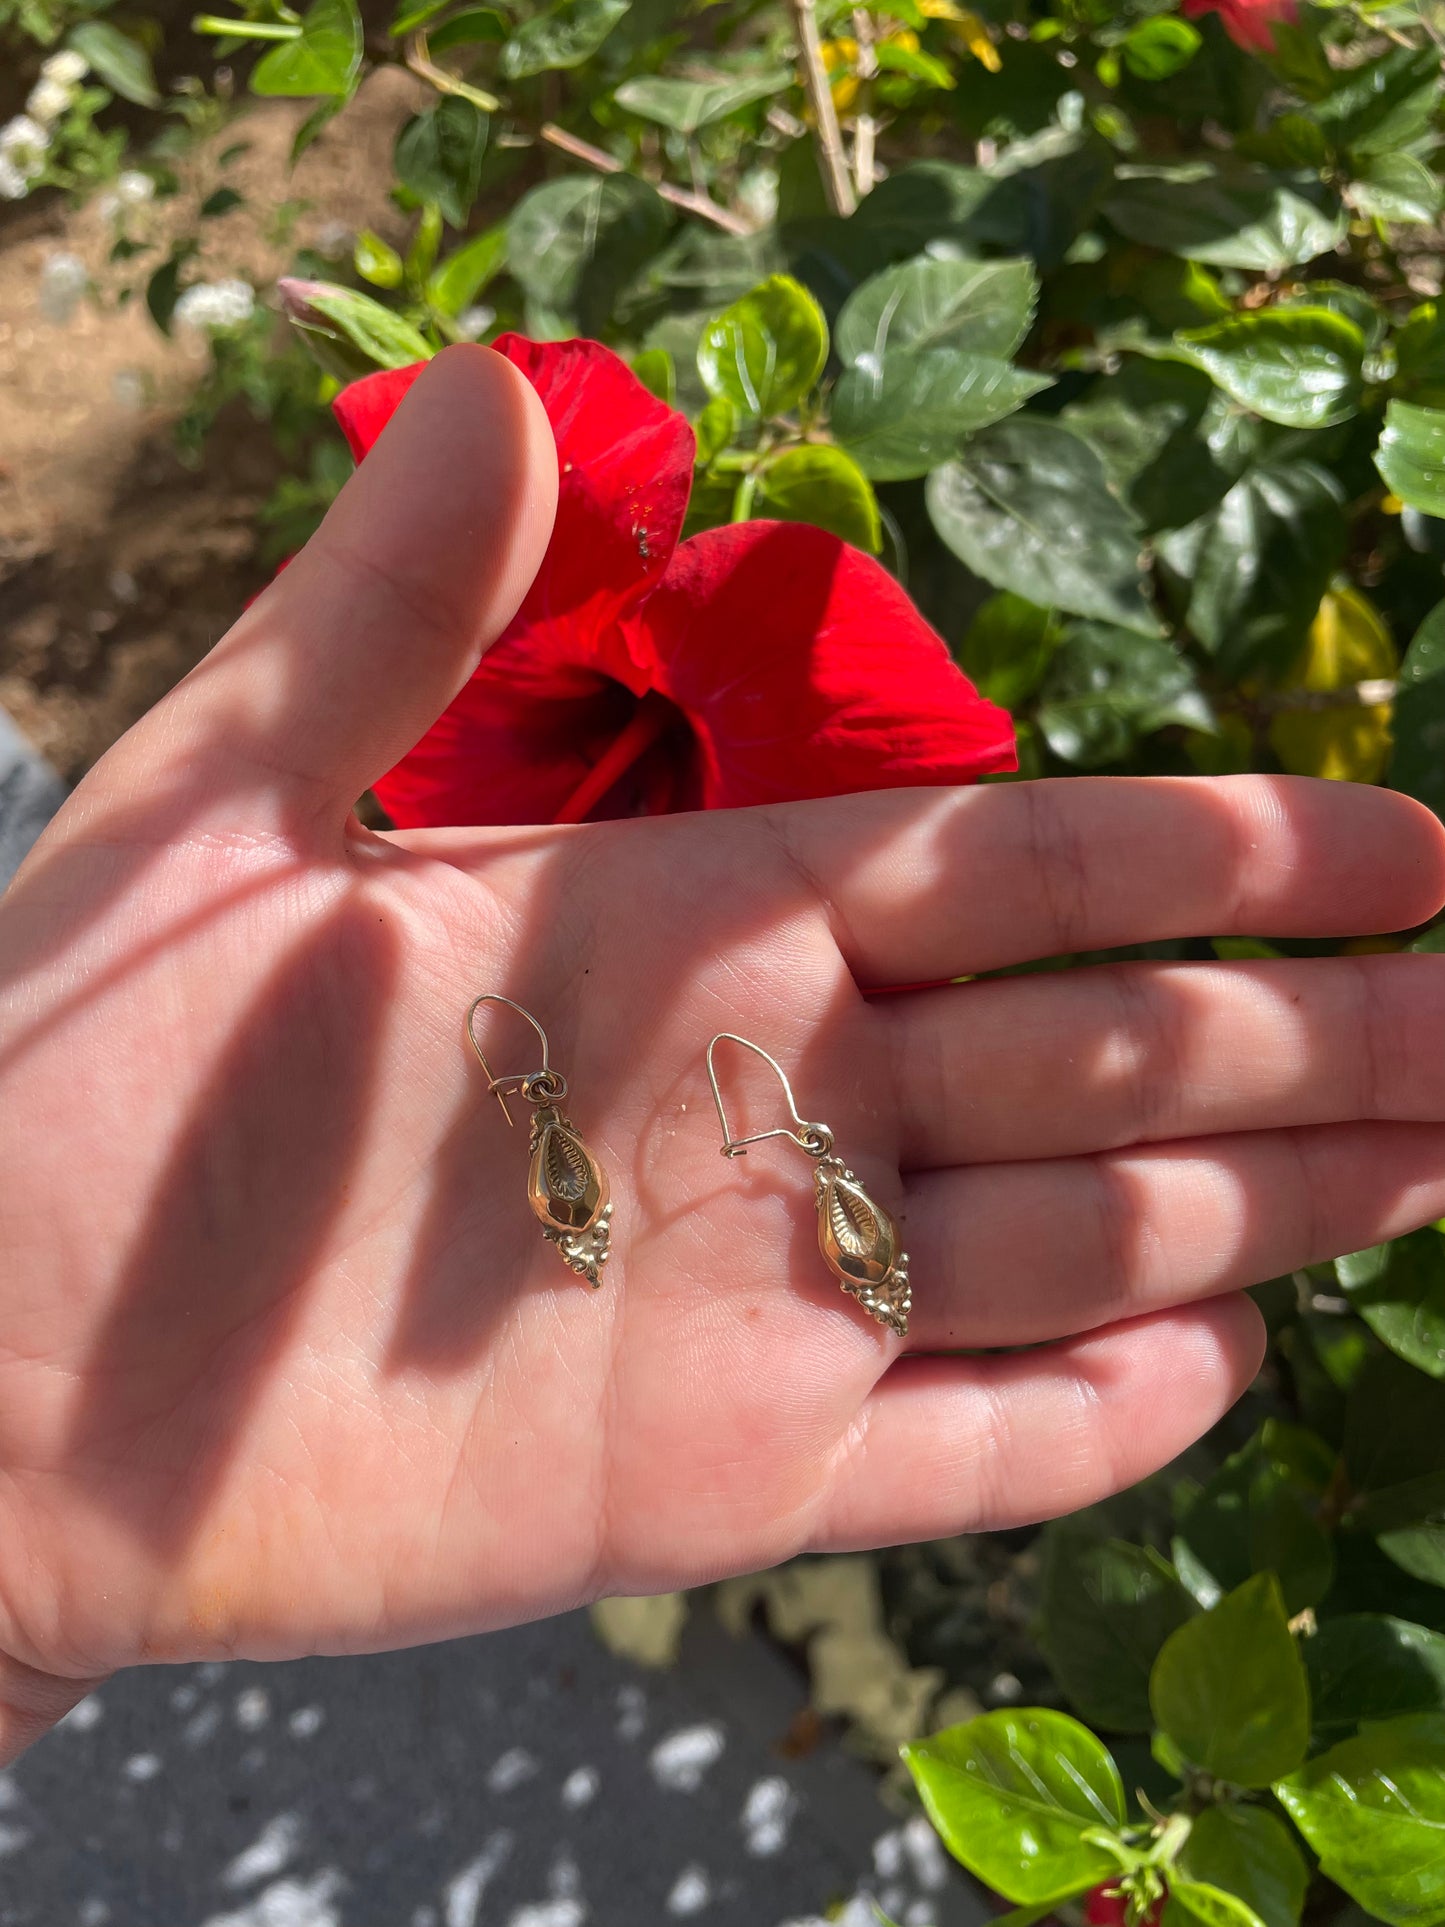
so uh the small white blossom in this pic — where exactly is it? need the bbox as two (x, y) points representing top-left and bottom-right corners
(0, 115), (50, 185)
(39, 250), (87, 324)
(0, 157), (29, 201)
(454, 302), (494, 342)
(315, 218), (351, 259)
(173, 278), (256, 333)
(41, 50), (88, 85)
(115, 168), (153, 206)
(26, 76), (75, 124)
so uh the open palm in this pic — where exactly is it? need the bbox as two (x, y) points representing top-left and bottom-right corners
(4, 346), (1445, 1758)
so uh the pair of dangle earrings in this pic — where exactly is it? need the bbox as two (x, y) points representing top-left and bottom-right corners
(464, 997), (911, 1338)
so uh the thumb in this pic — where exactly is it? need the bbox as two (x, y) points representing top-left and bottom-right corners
(139, 344), (557, 822)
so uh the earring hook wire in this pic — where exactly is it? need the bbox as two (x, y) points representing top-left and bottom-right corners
(465, 993), (564, 1128)
(705, 1032), (834, 1160)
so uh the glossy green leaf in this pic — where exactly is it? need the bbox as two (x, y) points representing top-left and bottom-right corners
(1352, 153), (1442, 226)
(1120, 14), (1200, 79)
(926, 420), (1157, 635)
(1162, 1879), (1267, 1927)
(1037, 1524), (1194, 1731)
(1391, 598), (1445, 817)
(1177, 308), (1365, 430)
(426, 223), (507, 317)
(1163, 460), (1346, 679)
(508, 175), (669, 336)
(500, 0), (628, 78)
(752, 445), (881, 553)
(1037, 624), (1212, 768)
(1344, 1351), (1445, 1541)
(1338, 1231), (1445, 1380)
(693, 396), (735, 468)
(1316, 45), (1441, 159)
(1377, 402), (1445, 519)
(68, 21), (159, 105)
(1105, 165), (1346, 272)
(279, 278), (433, 380)
(1149, 1573), (1309, 1786)
(902, 1709), (1126, 1906)
(1062, 360), (1229, 535)
(832, 350), (1051, 481)
(1180, 1806), (1308, 1927)
(394, 99), (488, 229)
(354, 229), (404, 290)
(613, 72), (789, 134)
(1307, 1615), (1445, 1744)
(698, 275), (827, 419)
(251, 0), (361, 96)
(1173, 1422), (1335, 1616)
(835, 257), (1038, 368)
(957, 594), (1061, 711)
(428, 6), (506, 52)
(629, 348), (674, 408)
(1276, 1714), (1445, 1926)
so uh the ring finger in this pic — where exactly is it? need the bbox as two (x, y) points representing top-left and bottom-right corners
(900, 1118), (1445, 1351)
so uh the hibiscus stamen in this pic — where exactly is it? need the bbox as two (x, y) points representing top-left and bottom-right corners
(552, 688), (677, 825)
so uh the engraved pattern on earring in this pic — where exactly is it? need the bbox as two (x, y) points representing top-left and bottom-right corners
(705, 1032), (910, 1337)
(466, 994), (613, 1287)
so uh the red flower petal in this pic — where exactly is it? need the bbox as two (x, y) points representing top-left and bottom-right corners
(332, 363), (427, 463)
(1180, 0), (1296, 51)
(634, 520), (1017, 809)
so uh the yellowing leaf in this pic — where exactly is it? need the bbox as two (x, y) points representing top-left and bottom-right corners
(820, 35), (860, 112)
(590, 1592), (688, 1666)
(1269, 585), (1398, 784)
(945, 9), (1001, 71)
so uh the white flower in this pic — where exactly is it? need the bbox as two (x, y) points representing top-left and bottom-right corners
(40, 50), (89, 85)
(454, 302), (494, 342)
(0, 157), (28, 201)
(173, 278), (256, 333)
(39, 250), (87, 324)
(26, 76), (75, 124)
(314, 218), (351, 259)
(1, 115), (51, 168)
(115, 169), (153, 206)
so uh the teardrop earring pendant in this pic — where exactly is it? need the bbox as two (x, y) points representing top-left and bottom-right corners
(705, 1033), (910, 1338)
(466, 994), (613, 1287)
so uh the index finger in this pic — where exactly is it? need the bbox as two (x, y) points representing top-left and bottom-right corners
(769, 775), (1445, 983)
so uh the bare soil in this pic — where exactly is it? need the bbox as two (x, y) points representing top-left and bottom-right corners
(0, 67), (422, 782)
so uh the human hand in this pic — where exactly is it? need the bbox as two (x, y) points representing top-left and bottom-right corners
(2, 345), (1443, 1759)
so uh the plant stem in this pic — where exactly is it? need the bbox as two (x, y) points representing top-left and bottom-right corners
(851, 7), (878, 197)
(538, 123), (753, 236)
(790, 0), (857, 217)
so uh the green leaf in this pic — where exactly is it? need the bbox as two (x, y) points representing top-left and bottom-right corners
(957, 594), (1061, 711)
(1148, 1573), (1309, 1786)
(835, 256), (1038, 368)
(1162, 1879), (1268, 1927)
(693, 396), (735, 468)
(278, 277), (433, 380)
(199, 186), (244, 218)
(1177, 308), (1366, 431)
(902, 1709), (1125, 1906)
(1062, 361), (1229, 535)
(508, 175), (670, 338)
(1120, 15), (1201, 81)
(354, 229), (404, 290)
(426, 223), (507, 317)
(1276, 1714), (1445, 1926)
(1173, 1423), (1336, 1616)
(698, 275), (827, 420)
(1105, 165), (1347, 273)
(1037, 1524), (1194, 1731)
(250, 0), (361, 96)
(1344, 1350), (1445, 1542)
(145, 245), (194, 335)
(1180, 1806), (1308, 1927)
(428, 6), (507, 51)
(500, 0), (628, 78)
(613, 72), (789, 135)
(1037, 625), (1212, 768)
(926, 420), (1157, 635)
(68, 21), (159, 105)
(1338, 1231), (1445, 1380)
(394, 99), (488, 229)
(1316, 45), (1441, 160)
(1162, 461), (1346, 680)
(1307, 1616), (1445, 1745)
(1391, 598), (1445, 817)
(750, 445), (881, 552)
(832, 350), (1051, 482)
(1377, 402), (1445, 520)
(630, 347), (675, 407)
(1352, 153), (1443, 226)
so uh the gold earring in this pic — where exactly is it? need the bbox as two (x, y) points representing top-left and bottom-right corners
(466, 993), (613, 1287)
(705, 1033), (910, 1338)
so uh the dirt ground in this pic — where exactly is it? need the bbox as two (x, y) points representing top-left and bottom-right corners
(0, 66), (424, 782)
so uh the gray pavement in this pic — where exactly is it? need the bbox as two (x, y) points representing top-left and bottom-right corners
(0, 711), (987, 1927)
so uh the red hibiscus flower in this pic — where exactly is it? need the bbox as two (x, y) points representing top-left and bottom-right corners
(1180, 0), (1296, 53)
(331, 334), (1015, 829)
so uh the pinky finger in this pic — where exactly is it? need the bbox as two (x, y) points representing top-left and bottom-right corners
(814, 1297), (1265, 1551)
